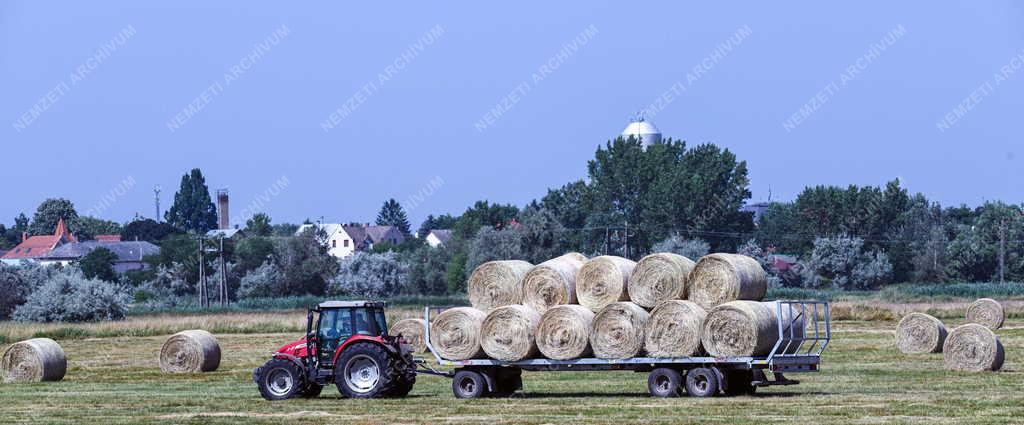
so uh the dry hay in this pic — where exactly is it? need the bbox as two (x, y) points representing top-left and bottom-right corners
(480, 305), (541, 361)
(467, 260), (534, 311)
(536, 304), (595, 360)
(521, 254), (586, 314)
(159, 330), (221, 373)
(628, 253), (696, 308)
(389, 318), (428, 353)
(895, 313), (947, 354)
(965, 298), (1004, 330)
(560, 252), (588, 263)
(644, 300), (706, 357)
(1, 338), (66, 383)
(701, 301), (803, 357)
(688, 253), (767, 310)
(943, 323), (1004, 372)
(429, 307), (487, 360)
(590, 302), (649, 359)
(576, 256), (637, 312)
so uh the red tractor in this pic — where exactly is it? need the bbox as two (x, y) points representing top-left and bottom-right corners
(253, 301), (416, 400)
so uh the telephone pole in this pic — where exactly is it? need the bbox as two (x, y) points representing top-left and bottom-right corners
(998, 218), (1007, 283)
(218, 236), (227, 307)
(197, 237), (207, 307)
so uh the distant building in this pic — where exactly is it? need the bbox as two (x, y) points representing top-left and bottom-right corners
(94, 234), (122, 242)
(1, 218), (76, 264)
(295, 223), (406, 258)
(38, 240), (160, 274)
(205, 228), (245, 240)
(425, 229), (452, 248)
(296, 223), (357, 258)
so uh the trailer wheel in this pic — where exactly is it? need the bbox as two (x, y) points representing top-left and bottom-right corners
(452, 370), (487, 399)
(647, 368), (683, 398)
(685, 367), (720, 398)
(723, 370), (755, 396)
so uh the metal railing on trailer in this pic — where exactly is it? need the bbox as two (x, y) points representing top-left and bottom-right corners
(414, 300), (830, 398)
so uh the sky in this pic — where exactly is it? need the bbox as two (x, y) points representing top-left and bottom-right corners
(2, 1), (1022, 229)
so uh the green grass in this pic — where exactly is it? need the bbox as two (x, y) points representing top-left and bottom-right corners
(767, 282), (1024, 302)
(2, 314), (1022, 423)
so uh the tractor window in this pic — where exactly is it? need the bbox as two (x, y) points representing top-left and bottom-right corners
(317, 308), (353, 365)
(353, 308), (374, 335)
(374, 310), (388, 336)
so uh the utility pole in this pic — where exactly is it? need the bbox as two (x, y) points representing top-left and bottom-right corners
(197, 237), (206, 308)
(219, 236), (227, 307)
(998, 218), (1007, 283)
(154, 185), (161, 222)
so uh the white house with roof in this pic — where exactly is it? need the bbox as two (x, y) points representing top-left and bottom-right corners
(425, 229), (452, 248)
(295, 223), (357, 258)
(295, 223), (406, 258)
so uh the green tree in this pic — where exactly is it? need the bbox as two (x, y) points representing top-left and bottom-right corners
(402, 244), (452, 295)
(234, 236), (275, 273)
(164, 168), (218, 233)
(270, 226), (339, 295)
(417, 214), (458, 238)
(375, 199), (412, 236)
(73, 216), (122, 241)
(271, 222), (300, 237)
(121, 219), (181, 242)
(245, 213), (273, 236)
(517, 206), (565, 264)
(80, 247), (119, 282)
(539, 180), (591, 251)
(29, 198), (78, 236)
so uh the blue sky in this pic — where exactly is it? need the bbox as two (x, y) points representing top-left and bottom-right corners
(2, 1), (1022, 229)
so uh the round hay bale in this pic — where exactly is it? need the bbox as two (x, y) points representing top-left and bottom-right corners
(429, 307), (487, 360)
(688, 253), (767, 310)
(560, 252), (588, 262)
(628, 253), (696, 308)
(702, 301), (786, 357)
(590, 302), (649, 359)
(536, 304), (595, 360)
(390, 318), (428, 353)
(480, 305), (541, 361)
(467, 260), (534, 311)
(895, 313), (947, 354)
(576, 256), (636, 312)
(943, 323), (1004, 372)
(1, 338), (66, 383)
(159, 330), (221, 373)
(522, 255), (586, 314)
(644, 300), (707, 358)
(965, 298), (1004, 330)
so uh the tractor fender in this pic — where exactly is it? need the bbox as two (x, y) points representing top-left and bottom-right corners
(332, 335), (394, 365)
(272, 352), (307, 373)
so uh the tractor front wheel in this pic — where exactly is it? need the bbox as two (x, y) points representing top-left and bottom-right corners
(334, 342), (403, 398)
(254, 358), (304, 401)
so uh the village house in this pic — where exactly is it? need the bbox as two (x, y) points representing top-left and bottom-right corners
(0, 218), (76, 264)
(295, 223), (405, 258)
(39, 240), (160, 274)
(425, 229), (452, 248)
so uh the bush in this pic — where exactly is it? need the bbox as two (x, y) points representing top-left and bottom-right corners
(651, 236), (709, 260)
(466, 227), (523, 274)
(328, 251), (408, 298)
(80, 246), (118, 282)
(0, 262), (57, 319)
(237, 261), (282, 299)
(13, 268), (129, 322)
(402, 245), (452, 296)
(802, 236), (893, 290)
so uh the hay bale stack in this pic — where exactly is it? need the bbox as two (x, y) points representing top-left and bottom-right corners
(943, 323), (1005, 372)
(590, 302), (649, 359)
(560, 252), (588, 263)
(522, 254), (586, 313)
(536, 305), (595, 360)
(480, 305), (541, 361)
(390, 318), (428, 353)
(576, 256), (636, 312)
(965, 298), (1004, 330)
(467, 260), (534, 311)
(702, 301), (796, 357)
(644, 300), (706, 358)
(688, 253), (767, 310)
(159, 330), (221, 373)
(1, 338), (66, 383)
(628, 253), (696, 308)
(429, 307), (487, 360)
(895, 313), (947, 354)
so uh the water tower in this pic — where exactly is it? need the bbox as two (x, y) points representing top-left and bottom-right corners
(621, 113), (662, 147)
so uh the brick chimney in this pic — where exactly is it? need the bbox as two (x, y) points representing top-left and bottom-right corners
(216, 189), (230, 230)
(22, 232), (27, 242)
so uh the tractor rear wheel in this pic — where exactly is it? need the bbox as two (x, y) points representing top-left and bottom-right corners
(254, 358), (304, 401)
(334, 342), (403, 398)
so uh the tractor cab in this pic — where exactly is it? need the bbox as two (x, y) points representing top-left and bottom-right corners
(307, 300), (389, 369)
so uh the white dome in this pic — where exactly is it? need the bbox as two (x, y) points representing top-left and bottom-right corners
(621, 120), (662, 146)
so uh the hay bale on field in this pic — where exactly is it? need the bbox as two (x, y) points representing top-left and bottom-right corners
(576, 256), (636, 312)
(688, 253), (767, 310)
(628, 253), (696, 308)
(560, 252), (588, 263)
(701, 301), (802, 357)
(1, 338), (66, 383)
(965, 298), (1004, 330)
(159, 330), (221, 373)
(536, 304), (595, 360)
(943, 323), (1004, 372)
(480, 305), (541, 361)
(590, 302), (649, 359)
(429, 307), (487, 360)
(644, 300), (706, 358)
(390, 318), (428, 353)
(522, 254), (586, 313)
(467, 260), (533, 311)
(895, 313), (947, 354)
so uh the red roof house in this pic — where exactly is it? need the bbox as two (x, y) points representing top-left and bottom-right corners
(1, 218), (77, 260)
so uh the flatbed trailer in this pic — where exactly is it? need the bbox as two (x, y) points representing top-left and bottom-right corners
(416, 300), (830, 398)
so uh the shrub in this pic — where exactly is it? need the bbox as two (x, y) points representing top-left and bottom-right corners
(328, 251), (408, 298)
(80, 246), (118, 282)
(466, 227), (523, 274)
(0, 262), (57, 319)
(651, 236), (709, 260)
(802, 236), (893, 290)
(13, 268), (129, 322)
(402, 245), (452, 296)
(237, 261), (282, 299)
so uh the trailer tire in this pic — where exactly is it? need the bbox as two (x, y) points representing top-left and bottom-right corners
(453, 370), (488, 399)
(254, 358), (304, 401)
(685, 367), (720, 397)
(647, 368), (684, 397)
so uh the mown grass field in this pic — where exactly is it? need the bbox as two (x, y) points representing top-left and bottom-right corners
(2, 306), (1022, 424)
